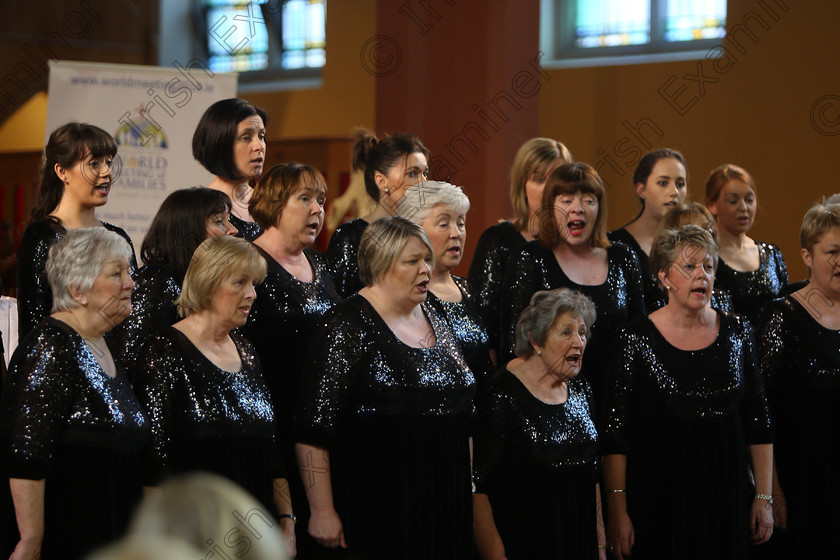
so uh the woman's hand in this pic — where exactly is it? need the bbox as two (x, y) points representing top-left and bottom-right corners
(9, 537), (41, 560)
(308, 507), (347, 549)
(750, 497), (775, 544)
(607, 510), (634, 559)
(277, 517), (297, 558)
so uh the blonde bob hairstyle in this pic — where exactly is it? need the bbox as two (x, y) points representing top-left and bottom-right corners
(358, 216), (434, 286)
(509, 138), (573, 231)
(800, 200), (840, 252)
(86, 536), (202, 560)
(175, 235), (267, 317)
(129, 472), (288, 560)
(650, 224), (718, 294)
(396, 181), (470, 225)
(514, 288), (596, 359)
(539, 162), (610, 249)
(249, 162), (327, 230)
(46, 227), (133, 312)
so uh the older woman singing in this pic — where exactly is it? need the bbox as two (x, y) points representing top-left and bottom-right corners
(603, 225), (774, 560)
(296, 217), (475, 559)
(2, 228), (149, 560)
(473, 288), (605, 559)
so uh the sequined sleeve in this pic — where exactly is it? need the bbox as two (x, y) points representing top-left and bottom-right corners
(112, 264), (181, 377)
(132, 334), (182, 485)
(325, 220), (367, 298)
(601, 325), (639, 455)
(770, 244), (789, 287)
(735, 316), (773, 444)
(499, 244), (549, 363)
(467, 223), (524, 353)
(618, 243), (647, 321)
(295, 306), (366, 448)
(3, 328), (77, 479)
(472, 376), (516, 493)
(15, 219), (63, 340)
(756, 299), (786, 411)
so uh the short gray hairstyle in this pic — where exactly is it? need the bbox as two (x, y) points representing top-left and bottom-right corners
(46, 227), (133, 312)
(358, 216), (434, 286)
(650, 224), (718, 293)
(514, 288), (596, 358)
(396, 181), (470, 225)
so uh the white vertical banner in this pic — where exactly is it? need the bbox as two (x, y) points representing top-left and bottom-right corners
(45, 60), (238, 256)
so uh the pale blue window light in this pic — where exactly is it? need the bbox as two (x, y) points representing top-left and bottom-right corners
(576, 0), (650, 48)
(665, 0), (726, 42)
(282, 0), (326, 70)
(203, 0), (326, 74)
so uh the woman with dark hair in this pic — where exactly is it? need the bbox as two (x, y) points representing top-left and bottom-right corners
(756, 201), (840, 558)
(325, 128), (430, 298)
(240, 162), (341, 557)
(297, 217), (475, 559)
(112, 187), (237, 374)
(3, 228), (148, 560)
(468, 137), (572, 360)
(501, 162), (644, 403)
(603, 225), (773, 560)
(16, 122), (136, 340)
(705, 164), (787, 324)
(474, 288), (605, 560)
(608, 148), (688, 305)
(133, 235), (296, 557)
(193, 97), (268, 241)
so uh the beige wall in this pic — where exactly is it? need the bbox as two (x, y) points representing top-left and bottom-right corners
(538, 0), (840, 280)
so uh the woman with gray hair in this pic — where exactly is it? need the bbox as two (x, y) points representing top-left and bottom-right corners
(296, 216), (475, 559)
(397, 181), (494, 382)
(602, 225), (774, 560)
(2, 228), (149, 560)
(473, 288), (605, 559)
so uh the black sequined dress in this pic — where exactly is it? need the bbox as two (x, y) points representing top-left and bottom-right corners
(325, 218), (368, 298)
(296, 295), (476, 560)
(230, 213), (263, 242)
(426, 276), (494, 385)
(602, 312), (773, 560)
(715, 241), (787, 324)
(608, 227), (654, 298)
(474, 370), (599, 559)
(133, 327), (281, 513)
(16, 218), (137, 340)
(757, 296), (840, 558)
(111, 262), (181, 378)
(468, 221), (527, 354)
(500, 241), (645, 404)
(1, 318), (149, 560)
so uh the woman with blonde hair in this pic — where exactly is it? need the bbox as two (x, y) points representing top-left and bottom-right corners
(133, 235), (296, 555)
(756, 200), (840, 558)
(297, 217), (475, 559)
(469, 137), (572, 360)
